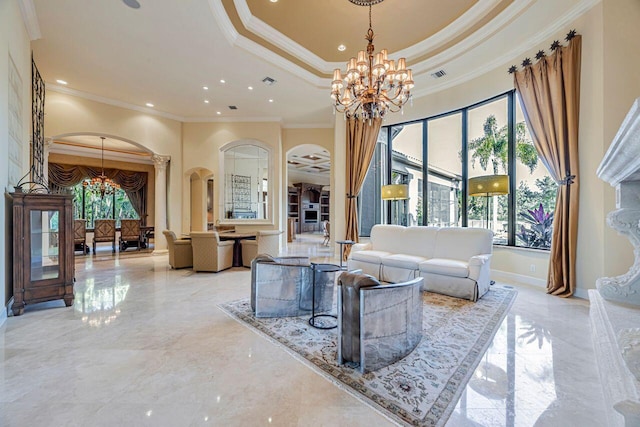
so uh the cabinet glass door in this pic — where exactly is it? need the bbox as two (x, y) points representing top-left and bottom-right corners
(30, 210), (60, 281)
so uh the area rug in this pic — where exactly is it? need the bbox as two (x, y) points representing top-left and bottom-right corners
(218, 286), (516, 426)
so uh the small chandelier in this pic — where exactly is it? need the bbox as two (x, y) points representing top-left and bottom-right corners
(83, 136), (120, 198)
(331, 0), (414, 120)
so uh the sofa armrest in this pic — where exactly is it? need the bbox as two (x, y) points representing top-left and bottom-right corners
(468, 253), (492, 281)
(174, 240), (192, 246)
(351, 242), (372, 253)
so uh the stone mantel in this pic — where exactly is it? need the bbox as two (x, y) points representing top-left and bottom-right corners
(592, 97), (640, 427)
(597, 98), (640, 188)
(596, 97), (640, 305)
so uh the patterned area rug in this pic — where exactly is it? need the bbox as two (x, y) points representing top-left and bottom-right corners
(219, 286), (516, 426)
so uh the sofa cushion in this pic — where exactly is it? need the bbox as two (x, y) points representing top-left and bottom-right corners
(369, 224), (409, 254)
(433, 227), (492, 261)
(419, 258), (469, 278)
(381, 254), (428, 270)
(402, 226), (439, 258)
(350, 250), (393, 264)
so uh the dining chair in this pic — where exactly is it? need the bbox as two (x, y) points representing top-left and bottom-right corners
(93, 219), (116, 254)
(240, 230), (282, 268)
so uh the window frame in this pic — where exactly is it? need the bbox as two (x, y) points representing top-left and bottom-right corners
(375, 89), (553, 251)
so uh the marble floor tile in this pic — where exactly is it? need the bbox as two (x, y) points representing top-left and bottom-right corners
(0, 233), (606, 426)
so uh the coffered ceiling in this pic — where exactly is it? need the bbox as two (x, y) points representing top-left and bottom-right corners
(27, 0), (597, 128)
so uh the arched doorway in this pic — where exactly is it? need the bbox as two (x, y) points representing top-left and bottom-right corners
(185, 167), (214, 231)
(48, 133), (159, 252)
(286, 144), (331, 254)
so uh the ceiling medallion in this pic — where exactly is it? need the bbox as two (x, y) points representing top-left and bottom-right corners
(348, 0), (384, 6)
(331, 0), (413, 120)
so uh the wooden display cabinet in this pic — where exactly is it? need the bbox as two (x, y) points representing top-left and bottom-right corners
(10, 190), (75, 316)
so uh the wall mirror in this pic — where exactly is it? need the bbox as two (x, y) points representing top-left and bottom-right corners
(220, 142), (272, 224)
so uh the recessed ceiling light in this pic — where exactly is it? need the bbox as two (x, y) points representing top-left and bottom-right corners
(145, 103), (154, 107)
(56, 79), (68, 85)
(220, 79), (225, 84)
(203, 86), (209, 90)
(122, 0), (140, 9)
(338, 44), (346, 52)
(268, 99), (274, 103)
(270, 0), (278, 3)
(248, 86), (253, 90)
(204, 100), (210, 104)
(216, 111), (221, 115)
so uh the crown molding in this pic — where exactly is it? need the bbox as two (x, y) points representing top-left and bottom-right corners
(234, 0), (502, 72)
(283, 122), (335, 129)
(181, 116), (283, 123)
(410, 0), (536, 75)
(46, 83), (186, 122)
(47, 83), (332, 128)
(234, 0), (340, 72)
(395, 0), (502, 60)
(49, 144), (154, 165)
(18, 0), (41, 40)
(410, 0), (600, 100)
(208, 0), (328, 87)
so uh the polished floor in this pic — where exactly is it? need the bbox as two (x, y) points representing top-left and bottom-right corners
(1, 233), (606, 426)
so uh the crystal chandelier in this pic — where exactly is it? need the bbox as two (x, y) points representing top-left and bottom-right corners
(331, 0), (414, 120)
(83, 137), (120, 198)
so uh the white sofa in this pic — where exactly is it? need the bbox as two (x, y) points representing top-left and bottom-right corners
(346, 225), (493, 301)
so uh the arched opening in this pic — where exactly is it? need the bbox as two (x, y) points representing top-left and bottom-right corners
(185, 167), (214, 232)
(286, 144), (331, 254)
(48, 133), (158, 254)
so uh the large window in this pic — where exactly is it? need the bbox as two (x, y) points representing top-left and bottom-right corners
(427, 113), (462, 227)
(467, 97), (510, 243)
(72, 182), (139, 229)
(514, 97), (557, 248)
(361, 90), (556, 250)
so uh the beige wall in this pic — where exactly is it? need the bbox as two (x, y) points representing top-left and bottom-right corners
(18, 1), (638, 302)
(48, 152), (156, 225)
(380, 4), (634, 298)
(601, 0), (640, 282)
(43, 91), (183, 236)
(1, 0), (32, 307)
(182, 121), (283, 234)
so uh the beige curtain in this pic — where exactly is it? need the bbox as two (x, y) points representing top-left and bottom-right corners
(344, 117), (382, 260)
(513, 35), (581, 297)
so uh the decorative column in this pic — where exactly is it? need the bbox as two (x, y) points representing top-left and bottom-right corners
(592, 97), (640, 427)
(152, 154), (170, 254)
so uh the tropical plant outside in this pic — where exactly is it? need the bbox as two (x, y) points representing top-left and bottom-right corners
(467, 115), (557, 249)
(516, 203), (554, 248)
(72, 182), (138, 228)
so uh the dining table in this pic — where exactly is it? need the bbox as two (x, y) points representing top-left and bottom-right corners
(217, 231), (257, 267)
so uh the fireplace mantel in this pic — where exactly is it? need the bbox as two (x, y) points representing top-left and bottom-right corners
(592, 97), (640, 427)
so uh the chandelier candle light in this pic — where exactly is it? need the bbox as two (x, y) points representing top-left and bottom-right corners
(83, 136), (120, 198)
(331, 0), (414, 120)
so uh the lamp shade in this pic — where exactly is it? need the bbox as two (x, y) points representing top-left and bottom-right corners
(381, 184), (409, 200)
(468, 175), (509, 197)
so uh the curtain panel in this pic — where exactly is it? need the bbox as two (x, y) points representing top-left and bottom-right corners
(48, 163), (148, 222)
(344, 117), (382, 260)
(513, 35), (581, 297)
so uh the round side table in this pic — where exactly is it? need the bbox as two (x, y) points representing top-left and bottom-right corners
(309, 263), (341, 330)
(335, 240), (355, 270)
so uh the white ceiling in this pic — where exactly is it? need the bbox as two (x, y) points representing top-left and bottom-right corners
(29, 0), (597, 129)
